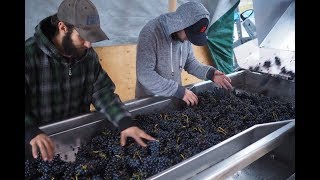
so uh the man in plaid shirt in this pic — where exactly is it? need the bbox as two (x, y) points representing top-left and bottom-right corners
(25, 0), (155, 161)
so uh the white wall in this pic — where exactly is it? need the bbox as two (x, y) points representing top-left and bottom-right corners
(25, 0), (220, 47)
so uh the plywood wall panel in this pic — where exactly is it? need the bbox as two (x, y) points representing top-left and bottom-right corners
(94, 44), (214, 102)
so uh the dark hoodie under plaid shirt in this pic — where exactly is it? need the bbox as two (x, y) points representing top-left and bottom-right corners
(25, 16), (134, 143)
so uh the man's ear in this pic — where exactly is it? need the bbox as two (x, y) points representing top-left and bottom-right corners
(57, 22), (68, 33)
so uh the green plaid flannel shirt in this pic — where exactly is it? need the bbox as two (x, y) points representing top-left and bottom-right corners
(25, 18), (133, 142)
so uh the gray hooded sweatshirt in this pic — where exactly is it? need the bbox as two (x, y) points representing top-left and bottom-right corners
(135, 1), (216, 99)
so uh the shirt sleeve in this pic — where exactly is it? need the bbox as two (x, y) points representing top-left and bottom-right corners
(184, 43), (215, 80)
(25, 80), (44, 144)
(91, 61), (134, 131)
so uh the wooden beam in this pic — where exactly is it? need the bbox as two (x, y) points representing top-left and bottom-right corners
(168, 0), (177, 12)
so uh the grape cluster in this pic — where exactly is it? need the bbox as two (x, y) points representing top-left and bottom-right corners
(25, 88), (295, 179)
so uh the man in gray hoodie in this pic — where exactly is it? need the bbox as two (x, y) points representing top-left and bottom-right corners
(136, 1), (233, 106)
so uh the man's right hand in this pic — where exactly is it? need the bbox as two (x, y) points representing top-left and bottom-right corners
(182, 89), (198, 106)
(30, 133), (55, 161)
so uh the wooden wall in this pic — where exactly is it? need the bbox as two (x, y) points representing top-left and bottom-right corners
(94, 44), (214, 102)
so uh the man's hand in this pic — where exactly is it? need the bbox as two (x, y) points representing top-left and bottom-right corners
(212, 70), (233, 90)
(30, 133), (55, 161)
(120, 126), (156, 147)
(182, 89), (198, 106)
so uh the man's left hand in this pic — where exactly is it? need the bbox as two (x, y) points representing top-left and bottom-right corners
(120, 126), (156, 147)
(212, 70), (233, 90)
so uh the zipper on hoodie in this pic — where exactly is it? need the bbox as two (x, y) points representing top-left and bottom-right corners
(68, 58), (82, 76)
(68, 65), (72, 76)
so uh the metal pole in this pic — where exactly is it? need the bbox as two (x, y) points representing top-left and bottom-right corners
(235, 6), (243, 44)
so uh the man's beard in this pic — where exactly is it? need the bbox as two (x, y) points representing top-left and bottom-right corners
(62, 31), (86, 59)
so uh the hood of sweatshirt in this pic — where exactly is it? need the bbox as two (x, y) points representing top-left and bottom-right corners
(159, 1), (210, 38)
(33, 16), (66, 61)
(32, 16), (90, 65)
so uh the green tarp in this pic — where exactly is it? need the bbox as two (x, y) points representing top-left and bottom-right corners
(207, 1), (240, 74)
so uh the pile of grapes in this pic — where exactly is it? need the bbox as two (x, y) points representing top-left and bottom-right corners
(25, 88), (295, 179)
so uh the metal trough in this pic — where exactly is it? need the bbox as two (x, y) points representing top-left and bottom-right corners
(30, 70), (294, 179)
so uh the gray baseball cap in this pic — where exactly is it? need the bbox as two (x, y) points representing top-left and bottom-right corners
(57, 0), (109, 43)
